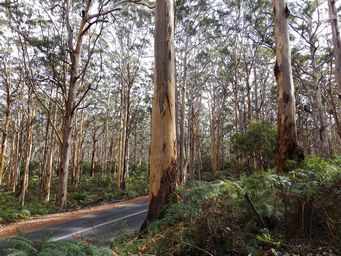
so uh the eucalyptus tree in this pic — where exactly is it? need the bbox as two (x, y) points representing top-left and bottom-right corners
(327, 0), (341, 139)
(51, 0), (146, 208)
(175, 0), (218, 182)
(104, 4), (152, 190)
(273, 0), (304, 173)
(145, 0), (177, 223)
(290, 0), (330, 155)
(1, 0), (43, 205)
(0, 52), (22, 187)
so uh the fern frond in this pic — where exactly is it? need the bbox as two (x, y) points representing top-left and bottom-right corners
(38, 240), (87, 256)
(7, 251), (28, 256)
(1, 236), (38, 254)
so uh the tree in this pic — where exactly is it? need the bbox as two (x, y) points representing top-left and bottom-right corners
(290, 0), (330, 155)
(328, 0), (341, 138)
(144, 0), (177, 223)
(0, 55), (21, 186)
(273, 0), (304, 173)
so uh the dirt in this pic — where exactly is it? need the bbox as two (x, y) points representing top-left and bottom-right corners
(0, 196), (148, 239)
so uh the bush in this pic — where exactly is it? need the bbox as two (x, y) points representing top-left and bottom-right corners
(111, 157), (341, 255)
(231, 121), (276, 170)
(126, 163), (148, 197)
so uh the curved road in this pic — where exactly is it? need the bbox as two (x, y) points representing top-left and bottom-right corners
(1, 198), (148, 249)
(29, 201), (148, 244)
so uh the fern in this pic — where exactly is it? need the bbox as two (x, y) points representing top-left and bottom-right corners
(2, 236), (38, 255)
(38, 241), (88, 256)
(1, 236), (114, 256)
(7, 251), (29, 256)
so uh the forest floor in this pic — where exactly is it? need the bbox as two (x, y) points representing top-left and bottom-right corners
(0, 196), (148, 239)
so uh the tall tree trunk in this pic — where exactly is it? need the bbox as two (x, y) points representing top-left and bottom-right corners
(328, 0), (341, 136)
(312, 57), (329, 155)
(76, 111), (84, 185)
(56, 0), (91, 208)
(189, 103), (196, 180)
(19, 92), (34, 206)
(273, 0), (304, 173)
(0, 72), (13, 186)
(117, 83), (128, 190)
(327, 65), (341, 139)
(306, 23), (330, 155)
(144, 0), (177, 224)
(179, 33), (189, 184)
(0, 103), (10, 186)
(42, 128), (56, 202)
(41, 100), (56, 201)
(8, 114), (20, 192)
(71, 114), (79, 184)
(103, 92), (110, 175)
(90, 123), (97, 177)
(210, 107), (218, 177)
(57, 98), (74, 208)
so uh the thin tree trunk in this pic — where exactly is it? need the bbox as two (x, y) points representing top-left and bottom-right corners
(189, 104), (196, 180)
(19, 92), (34, 206)
(210, 107), (218, 177)
(103, 91), (110, 175)
(328, 0), (341, 136)
(0, 104), (10, 186)
(117, 82), (128, 189)
(41, 99), (56, 201)
(71, 114), (79, 184)
(179, 32), (190, 184)
(8, 116), (20, 192)
(75, 111), (84, 185)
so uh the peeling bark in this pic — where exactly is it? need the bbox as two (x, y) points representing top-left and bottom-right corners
(144, 0), (177, 224)
(273, 0), (304, 173)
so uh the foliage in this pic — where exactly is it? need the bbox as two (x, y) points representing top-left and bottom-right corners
(0, 164), (148, 224)
(1, 237), (114, 256)
(111, 156), (341, 255)
(126, 163), (149, 197)
(231, 121), (276, 171)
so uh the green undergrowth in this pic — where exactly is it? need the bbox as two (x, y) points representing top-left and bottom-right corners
(0, 236), (115, 256)
(112, 156), (341, 255)
(0, 164), (148, 224)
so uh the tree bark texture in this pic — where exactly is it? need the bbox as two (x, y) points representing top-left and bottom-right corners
(273, 0), (304, 173)
(145, 0), (177, 223)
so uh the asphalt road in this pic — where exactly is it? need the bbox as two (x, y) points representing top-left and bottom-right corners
(26, 200), (148, 243)
(0, 199), (148, 255)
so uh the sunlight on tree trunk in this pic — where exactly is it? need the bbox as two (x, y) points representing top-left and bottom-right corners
(144, 0), (177, 224)
(273, 0), (304, 173)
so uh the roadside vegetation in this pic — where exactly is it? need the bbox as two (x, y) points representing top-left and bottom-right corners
(111, 157), (340, 255)
(0, 163), (148, 224)
(1, 236), (115, 256)
(3, 156), (339, 256)
(1, 0), (341, 255)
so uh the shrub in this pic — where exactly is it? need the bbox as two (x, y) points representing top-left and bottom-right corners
(126, 163), (148, 197)
(231, 121), (276, 170)
(112, 157), (341, 255)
